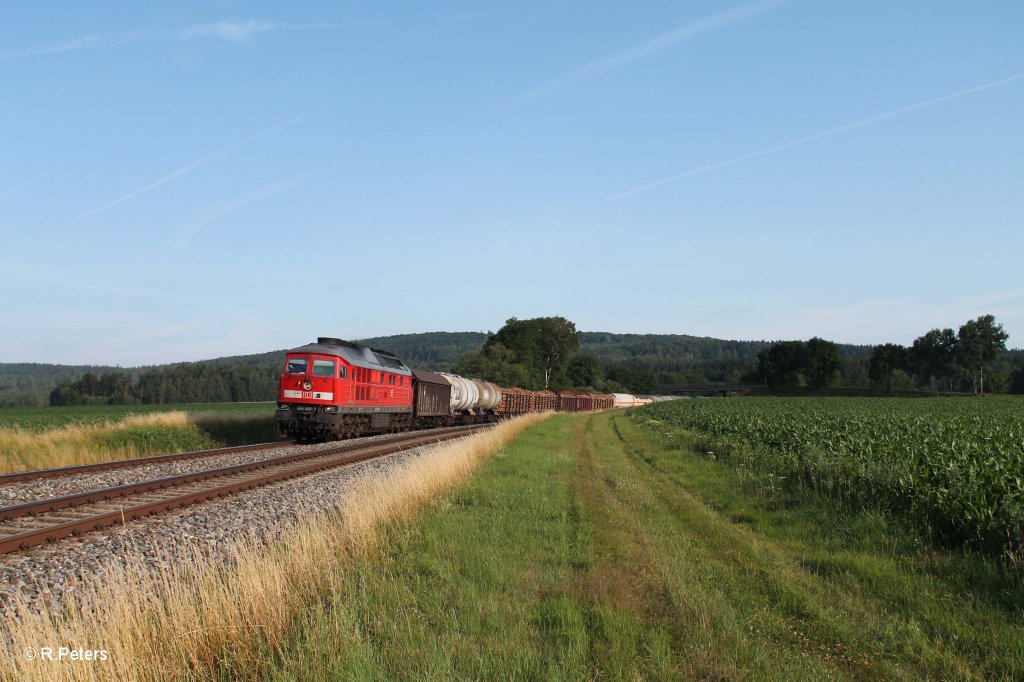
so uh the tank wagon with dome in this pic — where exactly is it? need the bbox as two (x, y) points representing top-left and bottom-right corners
(275, 336), (666, 441)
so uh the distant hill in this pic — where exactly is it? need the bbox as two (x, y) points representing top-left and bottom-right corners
(0, 331), (874, 406)
(0, 362), (121, 408)
(191, 332), (491, 372)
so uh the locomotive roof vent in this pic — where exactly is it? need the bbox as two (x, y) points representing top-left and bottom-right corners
(317, 337), (345, 346)
(371, 349), (406, 370)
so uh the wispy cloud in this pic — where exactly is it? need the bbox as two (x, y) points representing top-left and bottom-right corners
(498, 0), (785, 110)
(0, 35), (105, 60)
(82, 314), (221, 354)
(170, 174), (323, 252)
(601, 71), (1024, 203)
(0, 20), (372, 61)
(0, 265), (185, 304)
(0, 167), (57, 200)
(78, 110), (317, 220)
(174, 20), (367, 43)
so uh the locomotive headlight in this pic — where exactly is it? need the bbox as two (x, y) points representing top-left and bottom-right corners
(302, 380), (313, 391)
(323, 405), (338, 413)
(276, 402), (289, 410)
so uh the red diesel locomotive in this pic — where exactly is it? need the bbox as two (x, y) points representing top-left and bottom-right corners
(275, 337), (418, 439)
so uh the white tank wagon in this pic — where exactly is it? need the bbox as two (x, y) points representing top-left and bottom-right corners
(610, 393), (639, 408)
(440, 373), (479, 412)
(473, 380), (502, 411)
(611, 393), (680, 408)
(438, 373), (502, 419)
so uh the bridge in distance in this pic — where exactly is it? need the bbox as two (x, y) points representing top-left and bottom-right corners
(655, 384), (762, 396)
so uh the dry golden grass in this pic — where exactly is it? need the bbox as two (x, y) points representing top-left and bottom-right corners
(1, 413), (549, 681)
(0, 412), (194, 472)
(0, 412), (273, 473)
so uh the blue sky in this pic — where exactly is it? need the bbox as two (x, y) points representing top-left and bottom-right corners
(1, 1), (1021, 365)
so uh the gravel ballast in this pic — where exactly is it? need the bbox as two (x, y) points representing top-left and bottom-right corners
(0, 434), (453, 619)
(0, 440), (365, 506)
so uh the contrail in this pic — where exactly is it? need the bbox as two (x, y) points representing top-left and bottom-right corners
(0, 167), (57, 199)
(600, 71), (1024, 203)
(78, 110), (318, 219)
(170, 174), (324, 252)
(499, 0), (786, 110)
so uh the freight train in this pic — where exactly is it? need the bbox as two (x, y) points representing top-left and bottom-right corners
(275, 337), (674, 441)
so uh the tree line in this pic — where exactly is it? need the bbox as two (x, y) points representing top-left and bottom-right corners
(36, 314), (1024, 406)
(753, 314), (1022, 394)
(866, 314), (1016, 394)
(49, 364), (280, 406)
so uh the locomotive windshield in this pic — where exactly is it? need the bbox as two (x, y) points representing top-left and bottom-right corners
(285, 357), (308, 374)
(312, 359), (336, 376)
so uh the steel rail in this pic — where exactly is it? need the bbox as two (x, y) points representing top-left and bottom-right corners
(0, 440), (297, 484)
(0, 426), (486, 522)
(0, 425), (491, 555)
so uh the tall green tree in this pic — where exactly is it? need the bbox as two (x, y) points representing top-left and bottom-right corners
(956, 314), (1009, 394)
(566, 354), (602, 388)
(488, 317), (580, 388)
(909, 328), (958, 389)
(451, 343), (532, 387)
(868, 343), (908, 390)
(757, 341), (809, 386)
(805, 337), (840, 388)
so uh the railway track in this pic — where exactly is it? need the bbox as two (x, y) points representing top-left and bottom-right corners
(0, 440), (298, 484)
(0, 425), (491, 555)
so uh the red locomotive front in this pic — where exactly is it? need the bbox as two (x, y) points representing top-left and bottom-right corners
(275, 337), (414, 440)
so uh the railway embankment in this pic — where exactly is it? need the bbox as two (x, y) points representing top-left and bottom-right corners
(2, 414), (546, 681)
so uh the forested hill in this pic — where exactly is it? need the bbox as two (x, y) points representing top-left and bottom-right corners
(0, 331), (874, 406)
(190, 332), (492, 372)
(0, 362), (121, 408)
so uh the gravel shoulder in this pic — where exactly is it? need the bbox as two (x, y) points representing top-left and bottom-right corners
(0, 435), (392, 506)
(0, 435), (443, 619)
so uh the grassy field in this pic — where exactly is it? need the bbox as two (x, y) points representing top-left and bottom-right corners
(0, 403), (275, 472)
(260, 411), (1022, 679)
(5, 409), (1021, 679)
(638, 397), (1024, 558)
(0, 402), (273, 431)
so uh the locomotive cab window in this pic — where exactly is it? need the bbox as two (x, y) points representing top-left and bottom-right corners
(312, 359), (336, 377)
(286, 358), (308, 374)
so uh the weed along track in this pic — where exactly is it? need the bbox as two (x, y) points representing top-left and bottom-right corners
(0, 439), (294, 484)
(0, 425), (491, 555)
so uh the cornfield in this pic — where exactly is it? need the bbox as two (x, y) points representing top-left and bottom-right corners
(639, 397), (1024, 558)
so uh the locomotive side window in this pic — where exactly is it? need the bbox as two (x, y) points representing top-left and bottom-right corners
(338, 367), (347, 379)
(286, 358), (308, 374)
(312, 359), (336, 377)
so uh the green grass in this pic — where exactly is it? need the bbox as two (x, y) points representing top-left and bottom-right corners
(0, 402), (274, 432)
(252, 412), (1022, 680)
(639, 396), (1024, 557)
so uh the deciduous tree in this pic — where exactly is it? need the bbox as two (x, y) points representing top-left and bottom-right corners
(956, 314), (1009, 394)
(869, 343), (908, 390)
